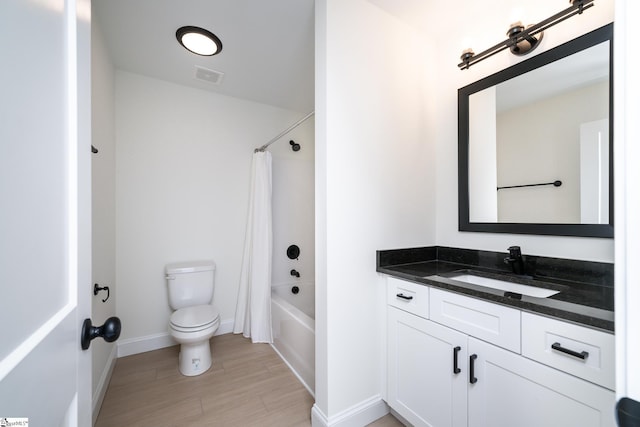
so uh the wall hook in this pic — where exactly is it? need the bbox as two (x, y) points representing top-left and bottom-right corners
(94, 283), (110, 302)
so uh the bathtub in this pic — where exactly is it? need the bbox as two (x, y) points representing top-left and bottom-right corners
(271, 282), (315, 395)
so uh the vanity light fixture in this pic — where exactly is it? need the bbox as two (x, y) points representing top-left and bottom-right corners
(176, 26), (223, 56)
(458, 0), (593, 70)
(506, 21), (544, 56)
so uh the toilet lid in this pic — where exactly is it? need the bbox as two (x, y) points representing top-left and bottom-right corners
(170, 304), (220, 329)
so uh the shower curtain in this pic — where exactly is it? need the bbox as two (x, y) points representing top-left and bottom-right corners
(233, 151), (273, 343)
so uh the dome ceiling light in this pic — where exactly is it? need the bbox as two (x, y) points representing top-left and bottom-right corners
(176, 26), (223, 56)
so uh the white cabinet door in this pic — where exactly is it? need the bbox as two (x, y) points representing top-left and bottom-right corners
(388, 307), (468, 427)
(468, 337), (616, 427)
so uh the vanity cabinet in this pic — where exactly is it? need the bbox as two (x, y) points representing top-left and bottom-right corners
(386, 278), (616, 427)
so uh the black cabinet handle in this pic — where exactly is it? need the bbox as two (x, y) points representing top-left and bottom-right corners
(453, 346), (461, 374)
(396, 293), (413, 301)
(469, 354), (478, 384)
(551, 342), (589, 360)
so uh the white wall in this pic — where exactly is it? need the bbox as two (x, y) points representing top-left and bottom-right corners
(115, 71), (305, 349)
(315, 0), (436, 423)
(432, 0), (615, 262)
(91, 15), (117, 420)
(271, 118), (315, 288)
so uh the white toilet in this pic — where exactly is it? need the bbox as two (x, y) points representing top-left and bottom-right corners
(166, 261), (220, 376)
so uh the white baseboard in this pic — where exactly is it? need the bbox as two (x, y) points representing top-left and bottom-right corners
(311, 405), (327, 427)
(216, 318), (234, 336)
(117, 318), (234, 357)
(311, 395), (389, 427)
(92, 344), (117, 426)
(117, 331), (176, 357)
(389, 408), (410, 427)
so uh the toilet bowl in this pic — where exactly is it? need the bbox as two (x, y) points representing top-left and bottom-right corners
(169, 304), (220, 376)
(165, 261), (219, 377)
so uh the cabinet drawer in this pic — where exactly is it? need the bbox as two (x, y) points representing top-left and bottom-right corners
(521, 312), (615, 390)
(430, 288), (521, 353)
(387, 277), (429, 319)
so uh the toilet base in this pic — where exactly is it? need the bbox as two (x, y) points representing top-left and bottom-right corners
(178, 340), (212, 376)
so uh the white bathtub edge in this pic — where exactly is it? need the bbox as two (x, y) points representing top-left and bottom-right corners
(272, 293), (315, 330)
(270, 342), (315, 398)
(272, 282), (315, 319)
(311, 395), (389, 427)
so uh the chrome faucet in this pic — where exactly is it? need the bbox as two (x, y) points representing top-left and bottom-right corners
(504, 246), (525, 275)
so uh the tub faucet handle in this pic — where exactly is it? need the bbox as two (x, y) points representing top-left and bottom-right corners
(290, 269), (300, 278)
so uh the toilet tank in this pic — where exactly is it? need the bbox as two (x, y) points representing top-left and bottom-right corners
(166, 261), (215, 310)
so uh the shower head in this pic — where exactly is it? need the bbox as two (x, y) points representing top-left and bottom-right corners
(290, 140), (301, 152)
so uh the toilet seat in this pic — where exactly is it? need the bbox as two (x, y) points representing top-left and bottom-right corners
(170, 304), (220, 333)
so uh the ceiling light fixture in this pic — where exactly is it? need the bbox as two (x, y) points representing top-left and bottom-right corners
(176, 26), (222, 56)
(458, 0), (594, 70)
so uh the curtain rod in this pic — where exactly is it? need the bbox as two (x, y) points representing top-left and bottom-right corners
(254, 111), (315, 153)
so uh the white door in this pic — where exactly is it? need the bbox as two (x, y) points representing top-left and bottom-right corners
(0, 0), (92, 425)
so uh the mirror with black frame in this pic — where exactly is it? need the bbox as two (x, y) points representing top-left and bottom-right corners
(458, 23), (613, 238)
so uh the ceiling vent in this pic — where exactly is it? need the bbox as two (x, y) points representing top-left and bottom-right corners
(194, 66), (224, 85)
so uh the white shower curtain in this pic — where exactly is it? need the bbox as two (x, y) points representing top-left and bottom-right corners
(233, 151), (273, 343)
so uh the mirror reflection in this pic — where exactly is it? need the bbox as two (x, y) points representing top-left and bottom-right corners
(468, 42), (609, 224)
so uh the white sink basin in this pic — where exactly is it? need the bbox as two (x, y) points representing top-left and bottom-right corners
(448, 274), (560, 298)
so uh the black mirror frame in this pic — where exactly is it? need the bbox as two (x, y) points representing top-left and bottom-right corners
(458, 23), (614, 238)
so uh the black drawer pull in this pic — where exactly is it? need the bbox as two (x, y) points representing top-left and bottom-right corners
(551, 342), (589, 360)
(469, 354), (478, 384)
(396, 293), (413, 301)
(453, 346), (461, 374)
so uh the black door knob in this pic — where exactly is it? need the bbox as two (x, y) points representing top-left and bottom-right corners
(81, 317), (121, 350)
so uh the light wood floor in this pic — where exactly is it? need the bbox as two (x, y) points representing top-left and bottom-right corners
(95, 333), (404, 427)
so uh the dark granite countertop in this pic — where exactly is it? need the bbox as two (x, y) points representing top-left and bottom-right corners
(377, 247), (614, 333)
